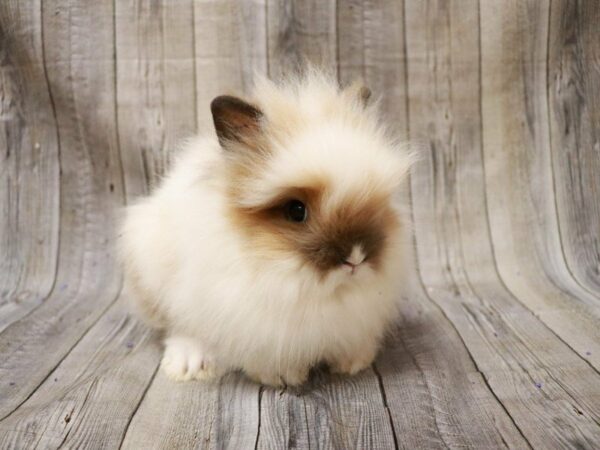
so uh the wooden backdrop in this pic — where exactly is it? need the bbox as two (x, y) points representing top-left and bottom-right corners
(1, 1), (599, 448)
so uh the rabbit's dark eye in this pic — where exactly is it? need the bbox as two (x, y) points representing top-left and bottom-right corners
(285, 200), (307, 223)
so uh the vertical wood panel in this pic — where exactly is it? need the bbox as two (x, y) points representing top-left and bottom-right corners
(116, 0), (196, 195)
(0, 0), (125, 437)
(194, 0), (267, 130)
(477, 0), (600, 446)
(548, 0), (600, 294)
(337, 0), (408, 139)
(401, 1), (532, 447)
(480, 0), (600, 368)
(194, 0), (243, 129)
(238, 0), (269, 92)
(266, 0), (337, 78)
(0, 1), (60, 333)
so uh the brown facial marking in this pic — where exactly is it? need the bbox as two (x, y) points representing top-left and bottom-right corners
(294, 192), (398, 273)
(228, 178), (399, 276)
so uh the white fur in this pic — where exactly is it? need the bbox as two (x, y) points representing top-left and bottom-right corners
(120, 72), (414, 386)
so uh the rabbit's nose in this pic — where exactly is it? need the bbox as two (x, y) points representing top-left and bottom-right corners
(345, 245), (366, 266)
(342, 245), (366, 273)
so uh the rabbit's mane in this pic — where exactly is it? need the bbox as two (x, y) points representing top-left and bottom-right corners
(251, 68), (384, 144)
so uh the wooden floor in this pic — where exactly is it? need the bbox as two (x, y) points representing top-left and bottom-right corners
(1, 1), (599, 448)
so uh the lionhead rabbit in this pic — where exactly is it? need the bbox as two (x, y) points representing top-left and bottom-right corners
(120, 70), (414, 387)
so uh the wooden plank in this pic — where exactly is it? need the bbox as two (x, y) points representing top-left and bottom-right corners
(194, 0), (267, 130)
(122, 372), (260, 449)
(0, 2), (233, 447)
(377, 299), (532, 449)
(0, 297), (159, 448)
(122, 372), (218, 449)
(548, 0), (600, 295)
(266, 0), (337, 78)
(0, 0), (59, 333)
(0, 0), (124, 421)
(337, 0), (408, 137)
(112, 2), (213, 446)
(335, 0), (529, 447)
(257, 370), (397, 449)
(115, 0), (197, 195)
(237, 0), (269, 93)
(211, 375), (261, 449)
(407, 0), (600, 447)
(479, 0), (600, 368)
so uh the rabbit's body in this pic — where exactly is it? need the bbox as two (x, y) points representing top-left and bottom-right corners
(120, 71), (414, 386)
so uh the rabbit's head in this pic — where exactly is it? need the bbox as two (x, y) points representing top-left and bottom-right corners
(211, 73), (413, 289)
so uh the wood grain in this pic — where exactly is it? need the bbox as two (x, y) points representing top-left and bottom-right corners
(0, 0), (124, 423)
(0, 0), (599, 448)
(257, 370), (397, 449)
(193, 0), (268, 130)
(0, 297), (159, 448)
(479, 0), (600, 370)
(548, 0), (600, 295)
(337, 0), (408, 139)
(115, 0), (197, 195)
(121, 371), (260, 449)
(266, 0), (338, 77)
(407, 0), (600, 447)
(0, 0), (59, 334)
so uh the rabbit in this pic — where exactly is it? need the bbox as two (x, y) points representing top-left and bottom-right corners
(119, 69), (415, 387)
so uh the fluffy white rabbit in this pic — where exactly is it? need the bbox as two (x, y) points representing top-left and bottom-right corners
(120, 70), (414, 386)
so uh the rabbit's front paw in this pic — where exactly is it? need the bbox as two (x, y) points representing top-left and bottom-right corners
(161, 336), (218, 382)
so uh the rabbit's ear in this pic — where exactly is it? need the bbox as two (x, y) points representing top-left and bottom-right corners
(211, 96), (263, 148)
(357, 86), (371, 107)
(344, 81), (371, 108)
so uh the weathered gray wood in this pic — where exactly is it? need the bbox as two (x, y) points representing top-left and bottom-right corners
(377, 302), (533, 449)
(0, 0), (599, 448)
(337, 0), (408, 133)
(194, 0), (267, 129)
(0, 0), (59, 333)
(548, 0), (600, 295)
(116, 0), (197, 195)
(266, 0), (338, 78)
(0, 297), (158, 448)
(121, 372), (260, 449)
(408, 0), (600, 448)
(257, 370), (397, 449)
(479, 0), (600, 369)
(0, 0), (124, 423)
(237, 0), (268, 93)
